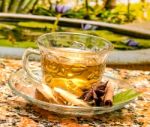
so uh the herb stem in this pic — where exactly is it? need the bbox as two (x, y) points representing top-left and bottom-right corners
(52, 13), (62, 32)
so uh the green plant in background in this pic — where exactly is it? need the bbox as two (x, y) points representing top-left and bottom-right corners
(33, 7), (54, 16)
(17, 0), (30, 12)
(18, 21), (53, 29)
(0, 0), (38, 13)
(0, 0), (150, 51)
(84, 0), (89, 19)
(2, 0), (11, 12)
(10, 0), (150, 24)
(9, 0), (21, 13)
(0, 0), (2, 11)
(52, 2), (71, 32)
(0, 0), (150, 23)
(20, 0), (38, 13)
(0, 39), (37, 48)
(0, 21), (150, 50)
(82, 30), (150, 50)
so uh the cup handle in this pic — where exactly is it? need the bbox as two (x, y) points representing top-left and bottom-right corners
(22, 48), (41, 82)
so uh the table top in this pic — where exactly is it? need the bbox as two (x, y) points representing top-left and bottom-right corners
(0, 58), (150, 127)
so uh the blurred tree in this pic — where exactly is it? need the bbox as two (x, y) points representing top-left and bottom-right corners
(2, 0), (11, 12)
(127, 0), (130, 21)
(84, 0), (90, 19)
(103, 0), (116, 10)
(18, 0), (30, 13)
(0, 0), (2, 11)
(48, 0), (52, 10)
(85, 0), (89, 13)
(9, 0), (22, 13)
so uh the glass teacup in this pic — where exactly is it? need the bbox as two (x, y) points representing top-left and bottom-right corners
(22, 32), (113, 101)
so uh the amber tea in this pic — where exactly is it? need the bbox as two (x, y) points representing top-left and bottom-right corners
(41, 48), (105, 97)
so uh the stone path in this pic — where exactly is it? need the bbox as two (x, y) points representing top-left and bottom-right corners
(0, 46), (150, 70)
(125, 21), (150, 30)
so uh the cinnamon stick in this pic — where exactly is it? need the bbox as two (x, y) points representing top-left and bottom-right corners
(103, 82), (114, 106)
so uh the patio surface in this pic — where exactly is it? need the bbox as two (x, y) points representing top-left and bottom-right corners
(0, 58), (150, 126)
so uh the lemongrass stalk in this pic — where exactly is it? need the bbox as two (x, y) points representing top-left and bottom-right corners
(2, 0), (11, 12)
(21, 0), (37, 13)
(54, 87), (89, 106)
(9, 0), (21, 13)
(17, 0), (30, 12)
(52, 13), (61, 32)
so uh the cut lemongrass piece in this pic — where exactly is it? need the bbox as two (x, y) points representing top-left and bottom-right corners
(53, 91), (67, 105)
(36, 84), (58, 103)
(54, 87), (89, 107)
(41, 83), (59, 103)
(36, 87), (56, 103)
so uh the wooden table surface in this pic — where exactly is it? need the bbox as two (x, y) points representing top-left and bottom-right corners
(0, 58), (150, 127)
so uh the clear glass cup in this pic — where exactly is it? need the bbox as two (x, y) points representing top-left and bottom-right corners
(22, 32), (113, 102)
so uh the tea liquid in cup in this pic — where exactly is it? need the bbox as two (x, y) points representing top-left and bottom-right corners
(23, 32), (113, 99)
(41, 48), (106, 96)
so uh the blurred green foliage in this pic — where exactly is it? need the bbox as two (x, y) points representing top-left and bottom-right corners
(0, 39), (37, 48)
(18, 21), (53, 29)
(33, 2), (150, 24)
(0, 21), (150, 50)
(0, 0), (150, 24)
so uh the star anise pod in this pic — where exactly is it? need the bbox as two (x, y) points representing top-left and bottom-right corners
(80, 81), (108, 106)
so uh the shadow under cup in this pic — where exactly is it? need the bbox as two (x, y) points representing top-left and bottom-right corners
(36, 32), (113, 97)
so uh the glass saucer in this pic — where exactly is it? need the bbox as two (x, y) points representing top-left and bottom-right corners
(8, 68), (135, 116)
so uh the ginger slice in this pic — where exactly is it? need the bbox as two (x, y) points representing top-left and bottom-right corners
(54, 87), (89, 107)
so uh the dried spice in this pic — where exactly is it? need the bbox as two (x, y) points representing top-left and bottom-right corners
(80, 81), (109, 106)
(104, 82), (114, 106)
